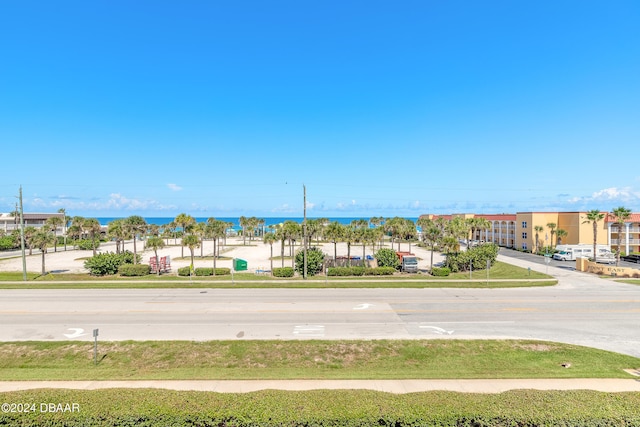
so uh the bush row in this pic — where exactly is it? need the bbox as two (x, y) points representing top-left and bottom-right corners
(1, 389), (639, 426)
(327, 266), (396, 276)
(177, 267), (231, 276)
(118, 264), (151, 276)
(273, 267), (294, 277)
(431, 266), (451, 276)
(445, 243), (499, 273)
(83, 251), (139, 276)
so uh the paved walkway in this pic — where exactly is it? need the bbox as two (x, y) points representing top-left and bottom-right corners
(2, 379), (640, 394)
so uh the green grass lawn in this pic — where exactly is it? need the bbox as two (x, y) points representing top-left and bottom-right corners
(0, 261), (557, 288)
(1, 339), (637, 381)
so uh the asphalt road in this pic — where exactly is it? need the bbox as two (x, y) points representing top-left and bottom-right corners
(1, 252), (639, 357)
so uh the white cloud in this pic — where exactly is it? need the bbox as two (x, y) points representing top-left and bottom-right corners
(590, 187), (638, 201)
(167, 183), (182, 191)
(566, 187), (640, 210)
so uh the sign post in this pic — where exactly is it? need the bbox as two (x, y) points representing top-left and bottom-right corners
(93, 329), (99, 366)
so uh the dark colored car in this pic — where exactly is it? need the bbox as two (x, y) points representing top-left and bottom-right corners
(621, 254), (640, 263)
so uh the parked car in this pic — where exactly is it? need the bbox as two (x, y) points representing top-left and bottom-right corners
(621, 254), (640, 263)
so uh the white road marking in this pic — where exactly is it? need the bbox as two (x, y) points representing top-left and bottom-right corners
(419, 325), (454, 335)
(293, 325), (325, 337)
(63, 328), (87, 339)
(353, 303), (374, 310)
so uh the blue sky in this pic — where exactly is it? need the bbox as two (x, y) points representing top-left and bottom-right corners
(1, 1), (639, 218)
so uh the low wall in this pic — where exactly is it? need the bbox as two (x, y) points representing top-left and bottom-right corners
(576, 257), (640, 277)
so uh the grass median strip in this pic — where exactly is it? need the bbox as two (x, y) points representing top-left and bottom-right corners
(1, 339), (637, 381)
(0, 261), (557, 288)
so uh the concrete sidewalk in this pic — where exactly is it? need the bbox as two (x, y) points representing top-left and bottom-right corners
(2, 379), (640, 394)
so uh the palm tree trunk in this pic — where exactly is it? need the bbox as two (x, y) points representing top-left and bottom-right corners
(270, 245), (274, 276)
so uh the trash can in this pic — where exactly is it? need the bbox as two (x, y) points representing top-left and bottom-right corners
(233, 258), (247, 271)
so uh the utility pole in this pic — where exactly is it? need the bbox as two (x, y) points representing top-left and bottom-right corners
(303, 184), (307, 279)
(18, 186), (27, 281)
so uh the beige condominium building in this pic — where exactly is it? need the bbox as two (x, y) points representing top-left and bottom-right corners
(422, 211), (640, 255)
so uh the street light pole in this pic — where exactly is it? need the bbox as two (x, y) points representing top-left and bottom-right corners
(18, 186), (27, 281)
(303, 184), (307, 279)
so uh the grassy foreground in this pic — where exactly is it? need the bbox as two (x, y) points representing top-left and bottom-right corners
(0, 261), (557, 288)
(1, 339), (637, 381)
(2, 389), (640, 426)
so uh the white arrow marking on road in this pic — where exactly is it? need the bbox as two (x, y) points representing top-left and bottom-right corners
(63, 328), (87, 339)
(419, 325), (454, 335)
(353, 303), (374, 310)
(293, 325), (325, 337)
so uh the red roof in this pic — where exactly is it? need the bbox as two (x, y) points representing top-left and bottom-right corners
(605, 213), (640, 223)
(475, 214), (517, 221)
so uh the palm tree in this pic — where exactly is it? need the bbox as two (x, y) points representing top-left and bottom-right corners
(174, 213), (195, 258)
(556, 229), (568, 246)
(107, 219), (126, 254)
(611, 206), (632, 265)
(45, 216), (63, 252)
(239, 216), (248, 245)
(192, 222), (207, 258)
(206, 219), (227, 274)
(30, 228), (55, 275)
(324, 221), (344, 263)
(369, 216), (385, 248)
(57, 208), (69, 251)
(24, 226), (38, 255)
(274, 223), (287, 268)
(417, 217), (442, 271)
(182, 233), (200, 275)
(343, 226), (357, 267)
(282, 221), (301, 267)
(546, 222), (557, 249)
(446, 217), (468, 251)
(263, 232), (278, 276)
(583, 210), (605, 263)
(124, 215), (147, 263)
(146, 236), (165, 275)
(83, 218), (102, 256)
(162, 220), (177, 245)
(533, 225), (544, 254)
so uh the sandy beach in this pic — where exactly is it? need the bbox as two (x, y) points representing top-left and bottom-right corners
(0, 237), (443, 275)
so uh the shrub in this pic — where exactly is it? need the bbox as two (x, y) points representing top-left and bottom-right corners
(364, 267), (396, 276)
(273, 267), (294, 277)
(294, 247), (326, 276)
(192, 267), (231, 276)
(431, 267), (450, 276)
(0, 235), (17, 250)
(178, 266), (192, 276)
(375, 248), (400, 269)
(83, 251), (139, 276)
(444, 243), (499, 273)
(195, 268), (212, 276)
(118, 264), (151, 276)
(327, 267), (394, 276)
(76, 238), (101, 251)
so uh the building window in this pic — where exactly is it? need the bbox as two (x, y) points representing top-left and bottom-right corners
(522, 232), (527, 239)
(522, 221), (527, 228)
(522, 242), (527, 250)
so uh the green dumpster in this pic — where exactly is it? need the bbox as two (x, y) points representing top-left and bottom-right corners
(233, 258), (247, 271)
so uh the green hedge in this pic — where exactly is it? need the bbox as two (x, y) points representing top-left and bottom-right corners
(84, 251), (139, 276)
(178, 267), (232, 276)
(1, 389), (639, 426)
(431, 267), (451, 276)
(118, 264), (150, 276)
(327, 267), (395, 276)
(76, 238), (101, 251)
(273, 267), (294, 277)
(194, 267), (231, 276)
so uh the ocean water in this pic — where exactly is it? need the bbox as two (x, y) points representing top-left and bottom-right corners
(97, 217), (419, 230)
